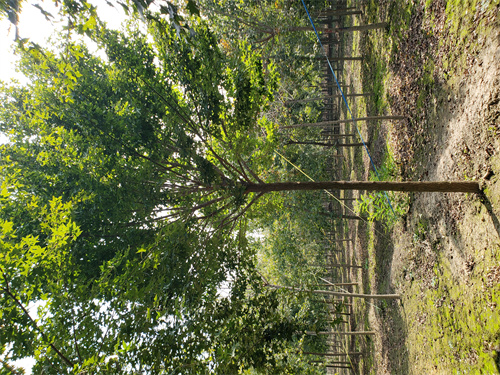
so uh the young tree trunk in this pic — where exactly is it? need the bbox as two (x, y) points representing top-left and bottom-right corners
(336, 142), (370, 147)
(309, 360), (351, 365)
(306, 330), (375, 336)
(290, 22), (387, 33)
(314, 9), (362, 17)
(270, 55), (362, 61)
(286, 93), (372, 104)
(266, 283), (400, 300)
(244, 180), (481, 194)
(285, 140), (365, 147)
(303, 351), (362, 357)
(319, 10), (363, 17)
(320, 133), (357, 138)
(322, 264), (362, 269)
(282, 115), (406, 129)
(316, 282), (359, 287)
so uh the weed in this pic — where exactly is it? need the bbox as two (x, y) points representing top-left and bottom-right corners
(354, 153), (409, 230)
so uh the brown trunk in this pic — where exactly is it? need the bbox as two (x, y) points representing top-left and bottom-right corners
(274, 56), (362, 61)
(322, 264), (362, 269)
(286, 93), (371, 104)
(314, 9), (362, 17)
(244, 181), (481, 194)
(282, 115), (406, 129)
(291, 22), (386, 33)
(337, 142), (370, 147)
(306, 330), (375, 336)
(266, 283), (400, 300)
(303, 351), (362, 357)
(285, 140), (365, 147)
(320, 133), (357, 139)
(308, 360), (351, 365)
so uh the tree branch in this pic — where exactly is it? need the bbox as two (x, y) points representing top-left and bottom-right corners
(0, 268), (75, 368)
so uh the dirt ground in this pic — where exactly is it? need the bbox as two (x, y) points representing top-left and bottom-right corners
(346, 1), (500, 373)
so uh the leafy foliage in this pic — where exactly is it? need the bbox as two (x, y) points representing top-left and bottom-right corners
(354, 154), (409, 229)
(0, 2), (344, 373)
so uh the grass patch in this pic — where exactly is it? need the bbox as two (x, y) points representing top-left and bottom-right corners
(404, 249), (500, 373)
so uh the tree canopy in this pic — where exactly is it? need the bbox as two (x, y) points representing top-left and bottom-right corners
(0, 5), (332, 374)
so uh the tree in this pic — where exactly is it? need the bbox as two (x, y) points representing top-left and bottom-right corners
(0, 12), (316, 374)
(0, 6), (481, 373)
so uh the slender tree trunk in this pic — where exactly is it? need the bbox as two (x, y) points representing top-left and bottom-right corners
(285, 140), (366, 147)
(266, 283), (400, 300)
(303, 351), (362, 357)
(322, 264), (363, 269)
(309, 360), (351, 365)
(340, 214), (365, 220)
(336, 142), (370, 147)
(270, 55), (362, 61)
(244, 180), (481, 194)
(306, 330), (375, 336)
(282, 115), (406, 129)
(290, 22), (387, 33)
(286, 93), (371, 104)
(314, 9), (362, 17)
(321, 133), (357, 138)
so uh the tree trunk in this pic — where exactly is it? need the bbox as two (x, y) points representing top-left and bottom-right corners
(270, 55), (362, 61)
(286, 93), (371, 104)
(303, 351), (362, 357)
(320, 10), (363, 17)
(314, 9), (362, 17)
(282, 115), (406, 129)
(322, 264), (362, 269)
(320, 133), (357, 138)
(244, 180), (481, 194)
(266, 283), (400, 300)
(308, 360), (351, 365)
(306, 330), (375, 336)
(290, 22), (387, 33)
(285, 140), (365, 147)
(336, 142), (370, 147)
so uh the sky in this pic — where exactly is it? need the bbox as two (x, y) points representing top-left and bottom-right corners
(0, 1), (127, 146)
(0, 2), (128, 372)
(0, 0), (126, 80)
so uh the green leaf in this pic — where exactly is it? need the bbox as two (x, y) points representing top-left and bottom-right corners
(186, 0), (200, 17)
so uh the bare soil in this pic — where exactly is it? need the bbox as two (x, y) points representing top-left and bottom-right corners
(346, 0), (500, 373)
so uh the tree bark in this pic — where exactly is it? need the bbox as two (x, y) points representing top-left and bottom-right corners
(270, 55), (362, 61)
(244, 180), (481, 194)
(286, 93), (372, 104)
(303, 351), (362, 357)
(266, 283), (400, 300)
(306, 330), (375, 336)
(282, 115), (406, 129)
(336, 142), (370, 147)
(322, 264), (363, 269)
(291, 22), (387, 33)
(314, 9), (362, 17)
(285, 140), (365, 147)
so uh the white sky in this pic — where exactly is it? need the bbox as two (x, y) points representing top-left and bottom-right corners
(0, 2), (127, 372)
(0, 0), (126, 145)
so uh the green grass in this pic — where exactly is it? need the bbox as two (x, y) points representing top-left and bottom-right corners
(349, 0), (500, 372)
(404, 249), (500, 373)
